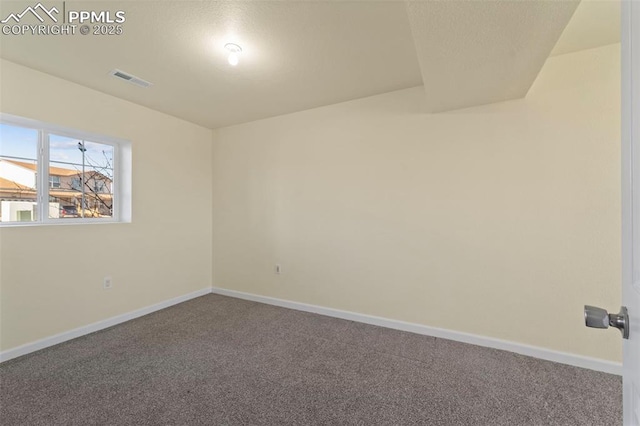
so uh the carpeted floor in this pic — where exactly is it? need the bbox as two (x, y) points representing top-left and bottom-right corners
(0, 294), (622, 425)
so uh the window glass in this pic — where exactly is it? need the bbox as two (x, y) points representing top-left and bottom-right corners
(49, 135), (114, 219)
(0, 123), (39, 222)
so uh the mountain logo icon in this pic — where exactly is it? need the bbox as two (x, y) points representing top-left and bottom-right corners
(1, 2), (59, 24)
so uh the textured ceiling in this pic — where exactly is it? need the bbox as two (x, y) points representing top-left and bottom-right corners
(0, 1), (423, 128)
(406, 0), (580, 113)
(0, 1), (621, 129)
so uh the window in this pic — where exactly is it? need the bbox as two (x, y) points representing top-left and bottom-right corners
(0, 114), (131, 225)
(49, 175), (60, 188)
(71, 177), (81, 190)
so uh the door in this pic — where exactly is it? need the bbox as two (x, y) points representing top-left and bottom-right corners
(622, 0), (640, 424)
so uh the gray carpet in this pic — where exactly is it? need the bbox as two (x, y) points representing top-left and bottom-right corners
(0, 294), (621, 425)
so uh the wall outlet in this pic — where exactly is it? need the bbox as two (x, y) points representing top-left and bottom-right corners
(275, 264), (281, 274)
(103, 276), (112, 290)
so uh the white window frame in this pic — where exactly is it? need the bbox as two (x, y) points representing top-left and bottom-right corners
(0, 113), (132, 226)
(49, 175), (61, 188)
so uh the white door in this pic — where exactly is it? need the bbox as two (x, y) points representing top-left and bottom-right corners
(622, 0), (640, 424)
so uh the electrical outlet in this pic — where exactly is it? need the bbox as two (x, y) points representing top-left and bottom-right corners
(275, 264), (281, 274)
(103, 276), (112, 290)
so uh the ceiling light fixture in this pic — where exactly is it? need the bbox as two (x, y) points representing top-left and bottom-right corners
(224, 43), (242, 66)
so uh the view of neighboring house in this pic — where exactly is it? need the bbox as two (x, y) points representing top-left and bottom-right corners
(0, 158), (112, 221)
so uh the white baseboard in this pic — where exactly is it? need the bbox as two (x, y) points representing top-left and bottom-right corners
(0, 287), (212, 363)
(211, 287), (622, 376)
(2, 285), (621, 376)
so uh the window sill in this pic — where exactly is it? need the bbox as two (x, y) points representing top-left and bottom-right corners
(0, 219), (130, 227)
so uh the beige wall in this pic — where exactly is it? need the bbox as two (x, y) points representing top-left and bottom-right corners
(0, 43), (622, 362)
(212, 44), (622, 362)
(0, 59), (213, 351)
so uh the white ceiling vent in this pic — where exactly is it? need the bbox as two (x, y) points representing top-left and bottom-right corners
(109, 69), (153, 88)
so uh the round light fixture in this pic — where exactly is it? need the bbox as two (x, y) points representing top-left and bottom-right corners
(224, 43), (242, 66)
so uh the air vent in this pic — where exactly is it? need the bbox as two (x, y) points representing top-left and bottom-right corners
(109, 69), (153, 88)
